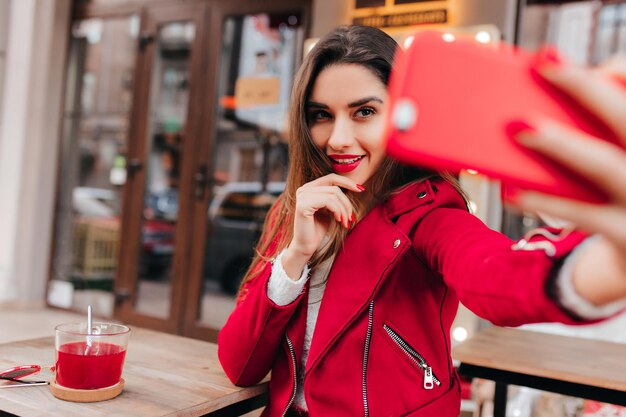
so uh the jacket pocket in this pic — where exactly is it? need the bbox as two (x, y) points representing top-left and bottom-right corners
(383, 323), (441, 390)
(400, 377), (460, 417)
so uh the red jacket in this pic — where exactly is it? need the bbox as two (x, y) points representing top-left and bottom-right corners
(218, 178), (585, 417)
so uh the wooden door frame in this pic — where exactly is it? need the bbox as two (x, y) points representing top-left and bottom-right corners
(182, 0), (312, 342)
(114, 2), (208, 333)
(51, 0), (311, 339)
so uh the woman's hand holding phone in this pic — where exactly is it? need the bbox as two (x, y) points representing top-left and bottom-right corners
(385, 31), (626, 307)
(508, 55), (626, 306)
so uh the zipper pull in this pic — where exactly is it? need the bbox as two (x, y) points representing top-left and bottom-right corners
(423, 366), (434, 390)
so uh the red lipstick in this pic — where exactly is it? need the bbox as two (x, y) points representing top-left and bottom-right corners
(328, 154), (365, 173)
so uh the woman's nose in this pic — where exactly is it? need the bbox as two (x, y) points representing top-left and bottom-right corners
(327, 117), (354, 150)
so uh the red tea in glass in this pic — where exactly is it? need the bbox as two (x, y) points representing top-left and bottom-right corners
(56, 341), (127, 389)
(55, 322), (130, 390)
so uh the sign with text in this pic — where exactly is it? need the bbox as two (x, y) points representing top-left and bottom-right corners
(234, 76), (281, 108)
(355, 0), (385, 8)
(352, 9), (447, 28)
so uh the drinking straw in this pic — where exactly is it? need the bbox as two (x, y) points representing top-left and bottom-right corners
(85, 304), (93, 353)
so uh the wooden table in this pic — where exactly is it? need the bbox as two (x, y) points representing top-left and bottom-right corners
(0, 327), (268, 416)
(452, 326), (626, 417)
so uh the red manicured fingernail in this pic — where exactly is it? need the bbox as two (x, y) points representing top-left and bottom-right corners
(351, 213), (355, 222)
(611, 74), (626, 90)
(535, 46), (562, 69)
(505, 119), (537, 140)
(356, 184), (366, 191)
(537, 46), (563, 66)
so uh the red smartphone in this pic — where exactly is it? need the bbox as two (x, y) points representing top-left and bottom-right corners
(0, 364), (41, 380)
(385, 31), (619, 203)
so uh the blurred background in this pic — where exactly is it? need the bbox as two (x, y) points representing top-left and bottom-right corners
(0, 1), (625, 415)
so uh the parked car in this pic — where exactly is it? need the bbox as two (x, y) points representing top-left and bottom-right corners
(71, 182), (285, 291)
(204, 182), (284, 294)
(140, 189), (177, 278)
(72, 187), (176, 279)
(72, 187), (119, 218)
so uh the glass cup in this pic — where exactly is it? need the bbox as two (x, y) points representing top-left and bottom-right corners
(54, 322), (130, 390)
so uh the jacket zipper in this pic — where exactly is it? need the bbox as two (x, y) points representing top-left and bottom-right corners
(383, 324), (441, 389)
(282, 335), (297, 417)
(362, 301), (374, 417)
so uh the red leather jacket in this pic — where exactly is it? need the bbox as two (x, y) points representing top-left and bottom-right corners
(218, 178), (585, 417)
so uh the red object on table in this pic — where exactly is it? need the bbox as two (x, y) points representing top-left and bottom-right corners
(55, 341), (126, 390)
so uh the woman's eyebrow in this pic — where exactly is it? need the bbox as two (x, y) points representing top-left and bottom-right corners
(307, 96), (384, 109)
(307, 101), (328, 109)
(348, 96), (384, 108)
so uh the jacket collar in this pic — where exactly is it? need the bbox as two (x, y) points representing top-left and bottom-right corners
(304, 179), (438, 375)
(385, 178), (437, 219)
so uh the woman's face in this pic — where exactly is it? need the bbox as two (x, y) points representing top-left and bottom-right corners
(307, 64), (388, 185)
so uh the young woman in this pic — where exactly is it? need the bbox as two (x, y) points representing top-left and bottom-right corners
(218, 25), (626, 417)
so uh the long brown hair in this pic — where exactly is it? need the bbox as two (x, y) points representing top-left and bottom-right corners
(239, 25), (458, 292)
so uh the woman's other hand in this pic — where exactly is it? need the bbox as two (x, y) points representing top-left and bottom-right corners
(281, 174), (363, 279)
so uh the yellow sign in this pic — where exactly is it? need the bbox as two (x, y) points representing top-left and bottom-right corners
(352, 0), (448, 29)
(353, 9), (447, 27)
(234, 76), (280, 108)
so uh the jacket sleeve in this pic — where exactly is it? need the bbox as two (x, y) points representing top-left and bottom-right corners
(217, 260), (305, 386)
(411, 199), (589, 327)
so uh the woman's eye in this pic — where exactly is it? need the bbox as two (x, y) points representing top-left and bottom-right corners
(355, 107), (375, 118)
(308, 110), (331, 123)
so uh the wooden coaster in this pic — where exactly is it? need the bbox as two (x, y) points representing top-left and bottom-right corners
(49, 378), (124, 402)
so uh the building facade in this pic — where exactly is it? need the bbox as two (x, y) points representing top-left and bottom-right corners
(7, 0), (618, 341)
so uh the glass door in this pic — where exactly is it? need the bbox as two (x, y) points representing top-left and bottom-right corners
(183, 1), (309, 341)
(114, 3), (207, 332)
(50, 0), (310, 339)
(48, 14), (139, 317)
